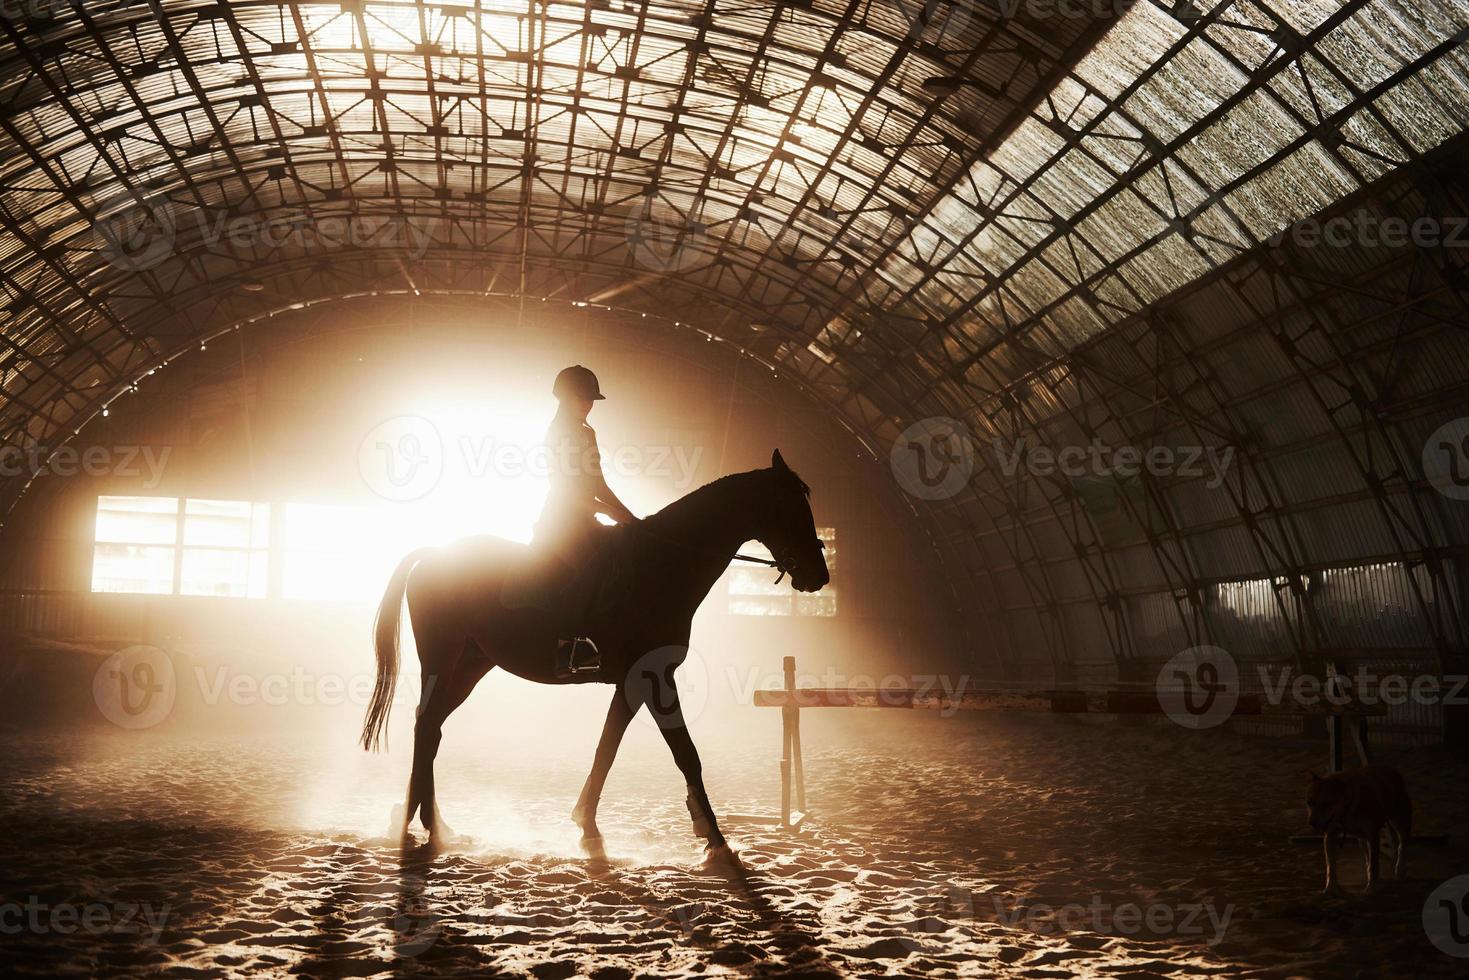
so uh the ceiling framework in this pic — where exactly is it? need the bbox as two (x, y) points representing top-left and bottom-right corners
(2, 0), (1469, 674)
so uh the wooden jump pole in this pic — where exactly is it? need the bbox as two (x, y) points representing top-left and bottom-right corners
(779, 655), (806, 828)
(754, 656), (1391, 824)
(747, 657), (1448, 846)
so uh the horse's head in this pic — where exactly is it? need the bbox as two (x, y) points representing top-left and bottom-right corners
(759, 450), (831, 594)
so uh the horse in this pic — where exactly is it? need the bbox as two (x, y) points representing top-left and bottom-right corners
(360, 450), (830, 860)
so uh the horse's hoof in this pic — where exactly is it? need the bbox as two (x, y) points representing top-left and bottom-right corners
(579, 834), (607, 860)
(701, 843), (742, 871)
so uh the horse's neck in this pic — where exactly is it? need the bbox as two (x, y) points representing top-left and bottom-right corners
(645, 472), (765, 605)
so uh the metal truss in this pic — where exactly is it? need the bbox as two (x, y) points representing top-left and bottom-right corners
(2, 0), (1469, 674)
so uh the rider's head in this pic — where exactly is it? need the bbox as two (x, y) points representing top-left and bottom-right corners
(553, 365), (605, 419)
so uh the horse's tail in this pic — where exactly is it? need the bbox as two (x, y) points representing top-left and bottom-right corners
(361, 547), (434, 752)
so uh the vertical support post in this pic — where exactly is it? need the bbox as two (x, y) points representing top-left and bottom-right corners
(1328, 714), (1343, 774)
(785, 656), (805, 813)
(781, 708), (793, 834)
(1325, 660), (1344, 774)
(1351, 710), (1371, 767)
(780, 656), (795, 827)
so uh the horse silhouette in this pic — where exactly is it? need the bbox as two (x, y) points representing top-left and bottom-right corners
(361, 450), (829, 861)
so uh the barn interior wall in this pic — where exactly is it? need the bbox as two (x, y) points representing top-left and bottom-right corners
(0, 307), (965, 695)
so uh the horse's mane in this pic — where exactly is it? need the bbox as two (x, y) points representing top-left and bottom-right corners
(646, 465), (807, 536)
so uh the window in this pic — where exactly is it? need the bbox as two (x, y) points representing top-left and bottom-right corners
(92, 496), (179, 595)
(180, 499), (271, 598)
(727, 527), (836, 616)
(92, 496), (270, 597)
(282, 502), (394, 601)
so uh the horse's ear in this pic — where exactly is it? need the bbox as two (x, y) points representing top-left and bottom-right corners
(772, 449), (790, 473)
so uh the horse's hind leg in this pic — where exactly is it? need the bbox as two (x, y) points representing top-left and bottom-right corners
(404, 639), (492, 844)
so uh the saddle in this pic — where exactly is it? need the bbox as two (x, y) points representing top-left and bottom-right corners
(498, 525), (634, 629)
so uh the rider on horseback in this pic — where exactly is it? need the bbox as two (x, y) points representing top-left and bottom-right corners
(536, 365), (638, 675)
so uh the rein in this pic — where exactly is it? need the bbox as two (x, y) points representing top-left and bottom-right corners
(625, 522), (794, 584)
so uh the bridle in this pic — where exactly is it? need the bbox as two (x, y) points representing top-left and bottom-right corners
(734, 547), (797, 585)
(630, 523), (808, 585)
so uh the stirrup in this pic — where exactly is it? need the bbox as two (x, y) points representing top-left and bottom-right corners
(556, 637), (601, 676)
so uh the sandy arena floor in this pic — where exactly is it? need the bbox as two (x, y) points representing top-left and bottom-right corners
(1, 711), (1466, 978)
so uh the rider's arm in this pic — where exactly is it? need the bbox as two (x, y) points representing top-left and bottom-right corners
(585, 431), (637, 523)
(593, 475), (638, 524)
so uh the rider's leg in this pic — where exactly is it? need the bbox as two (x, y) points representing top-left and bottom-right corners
(559, 545), (607, 670)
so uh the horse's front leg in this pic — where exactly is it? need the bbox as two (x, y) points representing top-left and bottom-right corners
(647, 676), (728, 856)
(572, 689), (642, 841)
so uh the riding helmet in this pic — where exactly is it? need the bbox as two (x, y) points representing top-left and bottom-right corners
(553, 364), (605, 401)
